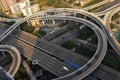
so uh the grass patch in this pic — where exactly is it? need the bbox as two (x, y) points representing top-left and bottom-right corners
(46, 0), (55, 6)
(112, 12), (120, 21)
(54, 1), (72, 8)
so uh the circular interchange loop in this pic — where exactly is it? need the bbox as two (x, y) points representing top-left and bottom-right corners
(105, 7), (120, 55)
(0, 8), (107, 80)
(44, 16), (107, 80)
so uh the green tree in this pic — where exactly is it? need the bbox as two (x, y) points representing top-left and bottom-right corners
(32, 29), (46, 37)
(46, 0), (55, 6)
(39, 29), (46, 36)
(21, 26), (35, 33)
(61, 40), (75, 50)
(75, 43), (94, 58)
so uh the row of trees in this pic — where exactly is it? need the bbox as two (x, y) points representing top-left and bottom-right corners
(61, 40), (94, 58)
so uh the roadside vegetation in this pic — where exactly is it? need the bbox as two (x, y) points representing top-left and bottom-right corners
(61, 40), (75, 50)
(3, 21), (15, 26)
(111, 12), (120, 21)
(61, 40), (95, 58)
(102, 51), (120, 72)
(15, 60), (56, 80)
(54, 0), (72, 8)
(21, 25), (35, 33)
(32, 29), (47, 37)
(46, 0), (55, 6)
(33, 0), (71, 8)
(14, 65), (29, 80)
(76, 27), (94, 40)
(20, 23), (46, 37)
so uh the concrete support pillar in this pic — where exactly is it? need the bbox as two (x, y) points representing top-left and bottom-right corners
(2, 51), (5, 57)
(18, 26), (21, 30)
(52, 20), (55, 24)
(27, 20), (30, 26)
(64, 20), (66, 23)
(76, 22), (78, 25)
(42, 21), (45, 25)
(74, 13), (76, 17)
(84, 16), (86, 19)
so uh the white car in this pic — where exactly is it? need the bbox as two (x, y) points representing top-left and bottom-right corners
(63, 66), (69, 71)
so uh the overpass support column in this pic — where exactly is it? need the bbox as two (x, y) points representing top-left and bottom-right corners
(64, 20), (66, 23)
(0, 41), (5, 57)
(42, 21), (45, 25)
(74, 13), (76, 17)
(18, 26), (21, 30)
(76, 22), (78, 25)
(52, 20), (55, 24)
(27, 20), (30, 26)
(2, 51), (5, 57)
(84, 16), (86, 19)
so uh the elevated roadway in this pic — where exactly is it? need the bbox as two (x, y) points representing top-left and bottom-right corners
(13, 30), (88, 66)
(20, 16), (107, 80)
(94, 0), (120, 16)
(1, 27), (119, 80)
(0, 45), (21, 77)
(1, 14), (107, 79)
(4, 35), (76, 77)
(0, 8), (110, 79)
(0, 4), (119, 80)
(12, 29), (120, 80)
(0, 8), (105, 41)
(105, 7), (120, 55)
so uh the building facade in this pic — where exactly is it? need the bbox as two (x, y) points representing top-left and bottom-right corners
(22, 4), (40, 16)
(0, 0), (16, 11)
(10, 0), (30, 14)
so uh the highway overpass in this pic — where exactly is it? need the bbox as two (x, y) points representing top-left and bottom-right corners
(1, 26), (119, 80)
(1, 15), (107, 80)
(0, 45), (21, 77)
(105, 6), (120, 55)
(0, 8), (120, 79)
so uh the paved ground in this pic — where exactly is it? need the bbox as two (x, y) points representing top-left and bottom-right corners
(96, 0), (120, 12)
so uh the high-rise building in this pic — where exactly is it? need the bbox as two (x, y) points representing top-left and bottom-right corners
(0, 0), (16, 11)
(0, 0), (9, 11)
(10, 0), (31, 14)
(22, 4), (40, 16)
